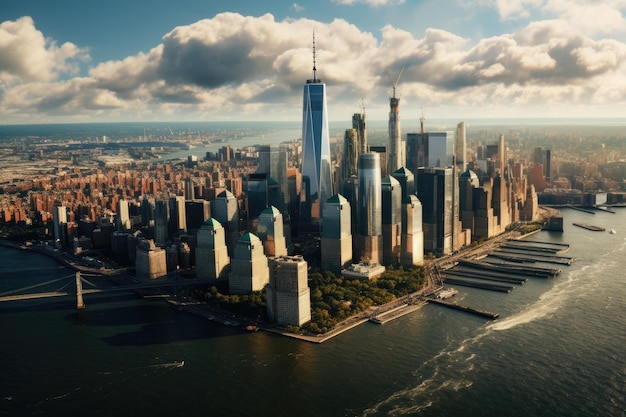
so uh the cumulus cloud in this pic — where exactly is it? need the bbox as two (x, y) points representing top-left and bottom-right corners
(1, 12), (626, 122)
(0, 16), (89, 85)
(496, 0), (626, 36)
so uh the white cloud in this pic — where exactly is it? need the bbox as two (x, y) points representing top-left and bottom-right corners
(0, 16), (89, 85)
(496, 0), (626, 36)
(290, 3), (305, 12)
(1, 12), (626, 122)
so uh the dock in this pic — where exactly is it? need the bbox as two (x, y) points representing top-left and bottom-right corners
(572, 222), (605, 232)
(428, 298), (499, 319)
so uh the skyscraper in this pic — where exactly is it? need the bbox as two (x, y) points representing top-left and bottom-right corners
(456, 122), (467, 171)
(341, 128), (359, 184)
(195, 218), (230, 282)
(212, 190), (239, 255)
(416, 167), (455, 257)
(258, 145), (288, 213)
(266, 255), (311, 326)
(229, 232), (269, 294)
(357, 153), (382, 264)
(382, 176), (402, 266)
(391, 167), (415, 199)
(257, 206), (287, 257)
(352, 110), (367, 155)
(406, 131), (455, 172)
(154, 200), (169, 246)
(401, 195), (424, 267)
(300, 35), (332, 231)
(388, 69), (403, 175)
(321, 194), (353, 274)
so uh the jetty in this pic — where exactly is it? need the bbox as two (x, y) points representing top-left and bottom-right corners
(428, 298), (499, 319)
(572, 222), (605, 232)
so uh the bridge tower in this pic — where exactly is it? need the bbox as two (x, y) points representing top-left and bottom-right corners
(75, 272), (85, 310)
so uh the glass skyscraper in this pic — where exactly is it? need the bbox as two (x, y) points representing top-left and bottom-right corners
(300, 45), (332, 231)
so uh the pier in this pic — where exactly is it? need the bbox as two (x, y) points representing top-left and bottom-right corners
(428, 298), (500, 319)
(572, 222), (605, 232)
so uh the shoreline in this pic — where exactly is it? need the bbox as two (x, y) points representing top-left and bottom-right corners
(1, 224), (540, 344)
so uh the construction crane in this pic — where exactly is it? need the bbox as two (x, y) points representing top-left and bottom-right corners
(387, 67), (404, 98)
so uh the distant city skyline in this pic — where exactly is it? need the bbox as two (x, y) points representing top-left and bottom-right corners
(2, 0), (626, 124)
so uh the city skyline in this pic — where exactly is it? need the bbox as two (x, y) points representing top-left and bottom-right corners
(2, 0), (626, 124)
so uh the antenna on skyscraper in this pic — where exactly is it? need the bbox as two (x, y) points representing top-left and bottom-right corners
(387, 67), (404, 98)
(312, 31), (319, 83)
(420, 107), (425, 134)
(360, 97), (366, 115)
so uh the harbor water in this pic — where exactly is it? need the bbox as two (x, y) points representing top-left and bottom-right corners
(1, 208), (625, 416)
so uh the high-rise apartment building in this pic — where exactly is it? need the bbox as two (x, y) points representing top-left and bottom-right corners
(266, 255), (311, 327)
(300, 36), (332, 231)
(356, 153), (382, 264)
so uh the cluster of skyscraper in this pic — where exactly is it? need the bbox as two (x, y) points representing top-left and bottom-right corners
(57, 37), (540, 328)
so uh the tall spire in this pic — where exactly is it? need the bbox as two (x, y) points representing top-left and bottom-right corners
(312, 31), (319, 83)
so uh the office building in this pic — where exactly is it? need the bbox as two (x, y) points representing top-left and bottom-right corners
(388, 71), (402, 175)
(356, 153), (382, 264)
(168, 195), (187, 236)
(135, 239), (167, 280)
(195, 218), (230, 282)
(416, 167), (455, 257)
(401, 195), (424, 266)
(116, 200), (130, 231)
(258, 145), (288, 213)
(257, 206), (287, 257)
(342, 128), (359, 183)
(229, 232), (269, 294)
(406, 131), (455, 172)
(391, 167), (415, 199)
(456, 122), (467, 171)
(300, 36), (332, 230)
(266, 255), (311, 327)
(381, 176), (402, 266)
(52, 204), (67, 248)
(352, 111), (367, 155)
(185, 199), (211, 231)
(154, 199), (169, 246)
(246, 173), (269, 222)
(321, 193), (353, 274)
(212, 190), (239, 255)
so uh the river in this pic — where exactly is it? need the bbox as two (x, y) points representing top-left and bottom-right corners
(1, 207), (625, 416)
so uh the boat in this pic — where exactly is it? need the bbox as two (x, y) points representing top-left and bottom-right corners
(437, 288), (459, 299)
(610, 229), (617, 234)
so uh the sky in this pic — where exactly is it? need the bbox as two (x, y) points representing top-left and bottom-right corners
(2, 0), (626, 124)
